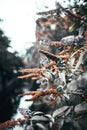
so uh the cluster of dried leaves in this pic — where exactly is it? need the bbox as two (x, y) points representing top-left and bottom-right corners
(0, 1), (87, 130)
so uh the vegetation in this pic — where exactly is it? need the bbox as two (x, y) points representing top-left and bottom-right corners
(0, 0), (87, 130)
(0, 21), (24, 122)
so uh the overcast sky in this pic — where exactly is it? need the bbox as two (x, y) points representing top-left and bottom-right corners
(0, 0), (56, 54)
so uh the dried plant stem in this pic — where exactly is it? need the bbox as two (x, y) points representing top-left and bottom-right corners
(49, 60), (56, 67)
(19, 68), (45, 73)
(50, 41), (62, 47)
(37, 8), (59, 15)
(0, 118), (26, 130)
(71, 47), (85, 58)
(39, 49), (70, 61)
(37, 6), (82, 19)
(59, 47), (71, 55)
(18, 89), (62, 101)
(49, 100), (57, 105)
(67, 10), (82, 19)
(39, 49), (59, 61)
(18, 73), (40, 79)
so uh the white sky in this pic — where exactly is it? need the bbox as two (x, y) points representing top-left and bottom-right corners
(0, 0), (79, 54)
(0, 0), (56, 54)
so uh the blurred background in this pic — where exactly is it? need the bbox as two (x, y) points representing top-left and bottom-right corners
(0, 0), (58, 123)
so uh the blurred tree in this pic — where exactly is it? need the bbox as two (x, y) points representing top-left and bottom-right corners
(0, 21), (24, 122)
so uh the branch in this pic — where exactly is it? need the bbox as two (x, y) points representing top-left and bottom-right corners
(37, 5), (82, 19)
(39, 49), (70, 61)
